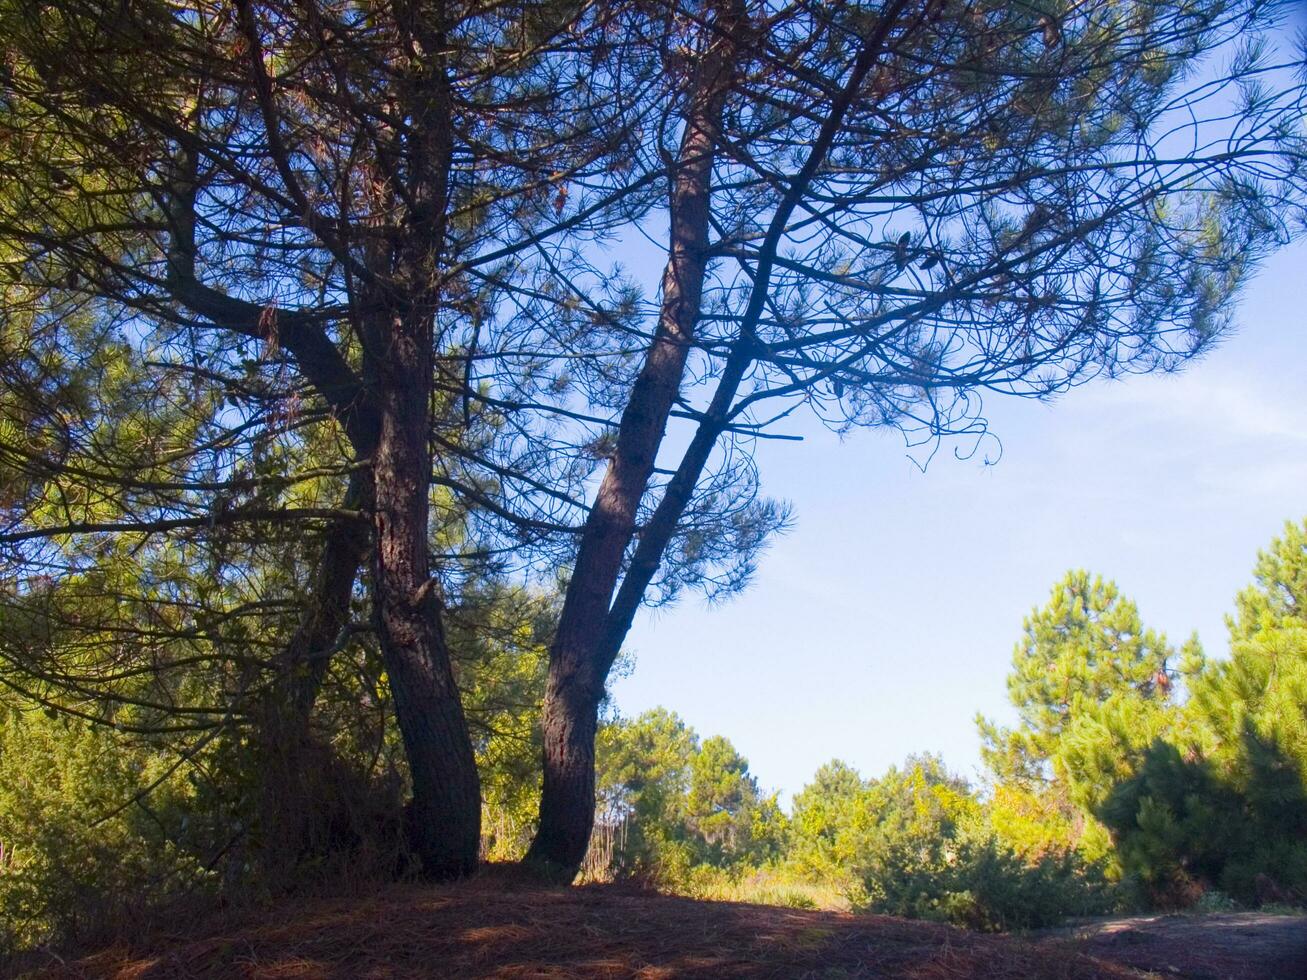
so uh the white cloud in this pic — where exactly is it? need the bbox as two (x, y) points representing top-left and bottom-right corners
(1079, 367), (1307, 447)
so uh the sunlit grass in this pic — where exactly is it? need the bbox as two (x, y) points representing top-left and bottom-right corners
(661, 868), (854, 912)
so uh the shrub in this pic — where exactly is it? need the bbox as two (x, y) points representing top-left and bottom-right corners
(0, 707), (211, 952)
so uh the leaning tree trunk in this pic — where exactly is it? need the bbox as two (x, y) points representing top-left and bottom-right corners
(529, 653), (605, 878)
(371, 307), (481, 880)
(525, 0), (746, 880)
(527, 0), (910, 879)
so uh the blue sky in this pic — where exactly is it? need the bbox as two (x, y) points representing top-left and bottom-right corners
(610, 238), (1307, 805)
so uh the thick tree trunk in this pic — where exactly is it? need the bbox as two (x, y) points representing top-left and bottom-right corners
(529, 663), (604, 878)
(174, 3), (480, 880)
(526, 2), (745, 879)
(371, 309), (481, 880)
(352, 8), (479, 877)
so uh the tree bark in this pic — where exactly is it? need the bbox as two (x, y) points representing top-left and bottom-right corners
(525, 0), (745, 879)
(357, 6), (481, 879)
(370, 305), (481, 879)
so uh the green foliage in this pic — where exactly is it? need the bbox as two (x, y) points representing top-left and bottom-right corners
(985, 781), (1083, 863)
(594, 710), (784, 881)
(786, 755), (1114, 931)
(979, 570), (1178, 789)
(992, 522), (1307, 909)
(1227, 519), (1307, 641)
(1097, 594), (1307, 905)
(1091, 739), (1243, 906)
(929, 835), (1115, 933)
(0, 575), (557, 952)
(786, 760), (868, 884)
(450, 585), (554, 861)
(978, 571), (1185, 863)
(0, 707), (208, 952)
(605, 747), (1109, 930)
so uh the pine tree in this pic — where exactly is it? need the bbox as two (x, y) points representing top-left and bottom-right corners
(1082, 519), (1307, 905)
(978, 571), (1183, 859)
(1228, 518), (1307, 640)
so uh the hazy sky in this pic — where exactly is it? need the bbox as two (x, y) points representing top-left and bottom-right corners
(610, 238), (1307, 805)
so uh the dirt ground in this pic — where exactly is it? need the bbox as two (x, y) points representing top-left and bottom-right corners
(1047, 912), (1307, 979)
(12, 878), (1307, 979)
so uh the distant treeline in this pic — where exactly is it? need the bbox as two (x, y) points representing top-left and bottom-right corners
(576, 519), (1307, 926)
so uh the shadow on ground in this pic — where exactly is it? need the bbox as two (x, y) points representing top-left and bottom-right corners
(15, 878), (1306, 979)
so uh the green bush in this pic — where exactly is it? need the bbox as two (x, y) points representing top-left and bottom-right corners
(0, 707), (211, 952)
(849, 815), (1116, 931)
(788, 755), (1117, 931)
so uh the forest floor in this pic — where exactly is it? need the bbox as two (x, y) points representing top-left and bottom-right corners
(1038, 911), (1307, 979)
(15, 873), (1307, 979)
